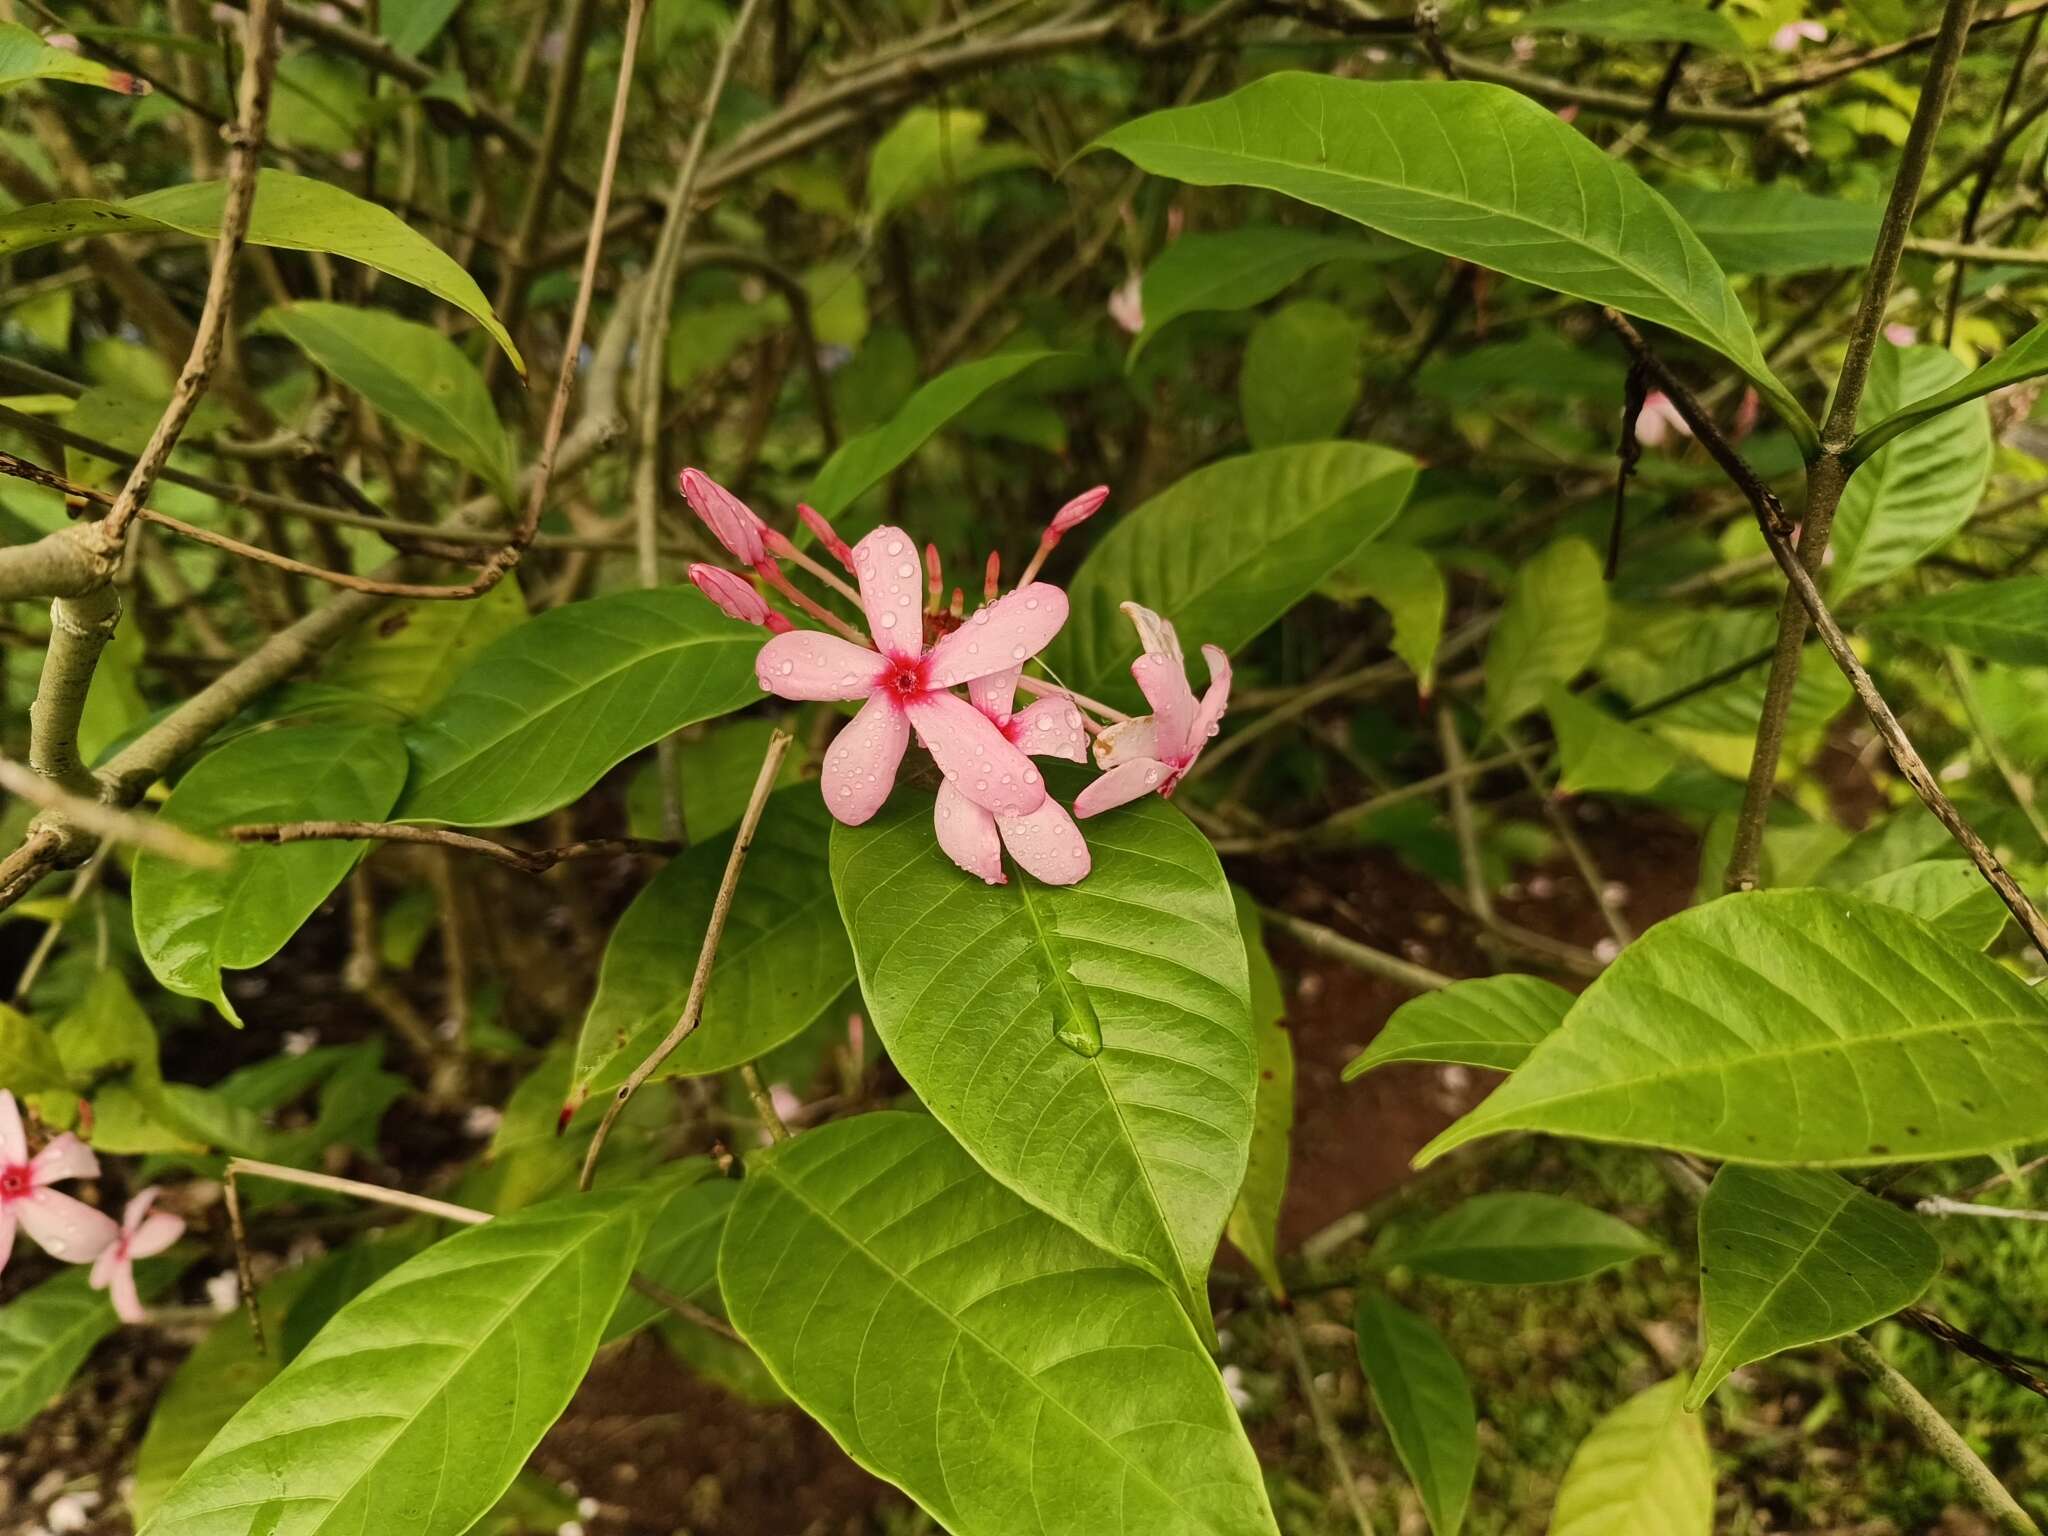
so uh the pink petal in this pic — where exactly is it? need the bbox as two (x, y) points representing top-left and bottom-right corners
(90, 1242), (115, 1288)
(821, 693), (910, 825)
(755, 631), (887, 701)
(850, 526), (927, 660)
(1093, 715), (1160, 768)
(108, 1260), (145, 1324)
(0, 1209), (15, 1280)
(1011, 697), (1089, 763)
(0, 1091), (25, 1166)
(968, 666), (1021, 722)
(925, 583), (1070, 689)
(1131, 650), (1196, 754)
(15, 1188), (118, 1264)
(906, 691), (1048, 817)
(997, 798), (1092, 885)
(31, 1133), (98, 1188)
(1191, 644), (1232, 749)
(679, 469), (769, 565)
(125, 1211), (185, 1262)
(934, 780), (1005, 885)
(1074, 757), (1170, 819)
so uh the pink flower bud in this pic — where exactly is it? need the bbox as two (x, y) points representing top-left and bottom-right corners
(679, 468), (767, 566)
(1044, 485), (1110, 544)
(984, 551), (1001, 602)
(689, 563), (789, 632)
(925, 543), (943, 611)
(796, 503), (855, 572)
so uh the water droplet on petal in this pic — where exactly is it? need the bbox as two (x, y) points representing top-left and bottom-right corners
(839, 786), (853, 798)
(887, 539), (904, 556)
(1068, 711), (1083, 728)
(976, 779), (989, 792)
(1037, 716), (1053, 731)
(779, 660), (795, 675)
(1024, 768), (1039, 784)
(972, 610), (989, 625)
(897, 562), (915, 578)
(1010, 646), (1026, 660)
(881, 613), (897, 629)
(1145, 768), (1160, 784)
(1025, 598), (1038, 610)
(1207, 724), (1219, 737)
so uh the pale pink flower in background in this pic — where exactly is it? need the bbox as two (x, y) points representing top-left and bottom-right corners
(1730, 386), (1761, 444)
(689, 563), (792, 632)
(1884, 322), (1919, 346)
(1634, 390), (1694, 449)
(89, 1188), (183, 1323)
(934, 666), (1093, 885)
(1075, 603), (1231, 818)
(754, 525), (1068, 825)
(1108, 271), (1144, 334)
(1771, 18), (1827, 51)
(0, 1091), (117, 1273)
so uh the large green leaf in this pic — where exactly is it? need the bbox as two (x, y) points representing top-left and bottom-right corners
(0, 171), (519, 369)
(1418, 890), (2048, 1167)
(1858, 860), (2008, 950)
(574, 787), (855, 1095)
(1657, 185), (1880, 276)
(866, 106), (1038, 225)
(134, 723), (408, 1024)
(830, 782), (1256, 1332)
(1053, 441), (1416, 705)
(319, 577), (526, 718)
(1378, 1192), (1658, 1284)
(1091, 75), (1811, 452)
(1830, 343), (1992, 595)
(1518, 0), (1742, 49)
(1345, 974), (1571, 1079)
(1856, 319), (2048, 461)
(1865, 576), (2048, 667)
(1354, 1296), (1477, 1536)
(1550, 1376), (1711, 1536)
(138, 1192), (647, 1536)
(1240, 300), (1364, 447)
(0, 22), (148, 94)
(805, 350), (1060, 522)
(604, 1168), (731, 1344)
(1224, 891), (1293, 1300)
(1129, 225), (1388, 366)
(718, 1112), (1279, 1536)
(255, 302), (514, 498)
(396, 588), (760, 828)
(1689, 1166), (1937, 1409)
(1483, 538), (1607, 730)
(0, 1268), (133, 1433)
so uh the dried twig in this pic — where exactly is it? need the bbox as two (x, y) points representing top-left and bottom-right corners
(230, 821), (679, 874)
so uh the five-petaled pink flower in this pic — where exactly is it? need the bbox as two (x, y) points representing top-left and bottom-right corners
(935, 666), (1093, 885)
(89, 1188), (184, 1323)
(754, 525), (1068, 825)
(0, 1090), (117, 1274)
(1075, 603), (1231, 818)
(1771, 18), (1826, 51)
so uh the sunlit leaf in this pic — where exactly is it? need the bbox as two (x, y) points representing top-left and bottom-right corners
(1858, 860), (2008, 950)
(1545, 685), (1681, 797)
(866, 106), (1038, 225)
(1856, 319), (2048, 460)
(1550, 1376), (1711, 1536)
(1224, 891), (1293, 1300)
(1484, 538), (1607, 730)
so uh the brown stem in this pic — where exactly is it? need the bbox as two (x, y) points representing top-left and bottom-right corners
(231, 821), (680, 874)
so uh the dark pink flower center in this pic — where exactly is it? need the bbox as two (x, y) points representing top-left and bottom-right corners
(0, 1163), (30, 1201)
(887, 658), (928, 700)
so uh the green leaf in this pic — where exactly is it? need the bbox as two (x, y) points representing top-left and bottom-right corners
(255, 302), (514, 498)
(604, 1168), (730, 1344)
(1129, 225), (1388, 366)
(1516, 0), (1743, 49)
(1690, 1165), (1938, 1408)
(396, 588), (761, 828)
(1379, 1192), (1659, 1284)
(866, 106), (1038, 225)
(1545, 685), (1681, 797)
(1418, 889), (2048, 1168)
(1856, 319), (2048, 461)
(1415, 335), (1627, 405)
(1322, 543), (1445, 691)
(0, 171), (521, 370)
(1484, 538), (1607, 730)
(0, 1002), (68, 1094)
(0, 22), (147, 94)
(0, 1269), (125, 1433)
(1830, 343), (1992, 595)
(133, 723), (408, 1023)
(1224, 891), (1293, 1300)
(830, 780), (1256, 1333)
(1858, 860), (2008, 950)
(1604, 605), (1844, 741)
(138, 1192), (648, 1536)
(625, 716), (810, 840)
(574, 787), (855, 1095)
(1090, 75), (1812, 453)
(1054, 441), (1416, 705)
(718, 1112), (1280, 1536)
(1657, 186), (1880, 276)
(1550, 1376), (1712, 1536)
(1354, 1296), (1477, 1536)
(805, 350), (1060, 523)
(319, 577), (526, 718)
(1865, 575), (2048, 667)
(1240, 300), (1364, 447)
(1346, 974), (1571, 1079)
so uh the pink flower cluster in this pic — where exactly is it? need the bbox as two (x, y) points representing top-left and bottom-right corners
(683, 471), (1233, 886)
(0, 1091), (181, 1322)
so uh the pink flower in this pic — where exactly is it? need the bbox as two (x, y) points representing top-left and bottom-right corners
(1075, 603), (1230, 818)
(89, 1188), (183, 1323)
(689, 563), (791, 632)
(1108, 271), (1145, 335)
(1634, 390), (1694, 449)
(1884, 322), (1919, 346)
(679, 468), (769, 566)
(1771, 18), (1827, 51)
(934, 666), (1093, 886)
(754, 525), (1068, 825)
(0, 1091), (117, 1273)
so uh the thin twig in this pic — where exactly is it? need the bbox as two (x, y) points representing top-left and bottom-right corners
(739, 1062), (793, 1143)
(579, 731), (794, 1191)
(230, 821), (680, 873)
(1260, 906), (1455, 994)
(1279, 1309), (1379, 1536)
(0, 757), (228, 868)
(1748, 0), (2048, 104)
(1915, 1196), (2048, 1225)
(1439, 708), (1494, 927)
(226, 1157), (490, 1226)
